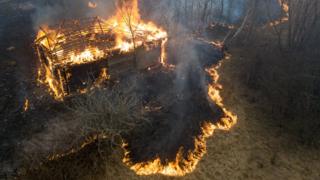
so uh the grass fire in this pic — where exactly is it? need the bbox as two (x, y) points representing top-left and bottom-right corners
(1, 0), (320, 180)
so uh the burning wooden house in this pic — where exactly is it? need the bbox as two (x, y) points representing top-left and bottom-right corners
(35, 14), (167, 100)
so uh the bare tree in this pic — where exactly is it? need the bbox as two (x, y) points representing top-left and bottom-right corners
(287, 0), (319, 49)
(118, 0), (140, 67)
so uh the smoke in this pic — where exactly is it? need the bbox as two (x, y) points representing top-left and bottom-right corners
(222, 0), (246, 23)
(86, 0), (117, 19)
(140, 0), (283, 29)
(31, 0), (116, 30)
(140, 0), (246, 28)
(138, 0), (212, 92)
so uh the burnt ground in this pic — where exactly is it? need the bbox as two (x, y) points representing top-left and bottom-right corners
(0, 2), (225, 179)
(0, 2), (68, 177)
(0, 3), (36, 177)
(124, 41), (224, 163)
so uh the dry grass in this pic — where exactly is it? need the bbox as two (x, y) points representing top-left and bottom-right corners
(20, 83), (146, 179)
(70, 85), (145, 144)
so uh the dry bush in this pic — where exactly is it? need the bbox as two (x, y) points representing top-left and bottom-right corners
(20, 82), (146, 174)
(70, 85), (145, 144)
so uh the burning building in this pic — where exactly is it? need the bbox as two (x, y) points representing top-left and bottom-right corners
(35, 0), (167, 100)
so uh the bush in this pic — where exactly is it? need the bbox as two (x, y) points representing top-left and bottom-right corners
(21, 82), (146, 173)
(70, 85), (145, 144)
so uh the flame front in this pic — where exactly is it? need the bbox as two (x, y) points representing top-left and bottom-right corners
(206, 54), (238, 131)
(122, 52), (237, 176)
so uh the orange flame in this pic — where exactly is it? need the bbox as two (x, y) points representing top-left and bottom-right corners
(23, 98), (29, 112)
(104, 0), (167, 53)
(43, 66), (65, 100)
(278, 0), (289, 14)
(269, 0), (289, 27)
(35, 0), (168, 100)
(67, 47), (105, 64)
(122, 52), (237, 176)
(88, 1), (97, 9)
(36, 0), (167, 64)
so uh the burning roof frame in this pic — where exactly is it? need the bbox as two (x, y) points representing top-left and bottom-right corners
(35, 17), (165, 100)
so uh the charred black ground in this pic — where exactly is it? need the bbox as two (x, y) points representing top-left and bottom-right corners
(124, 41), (224, 164)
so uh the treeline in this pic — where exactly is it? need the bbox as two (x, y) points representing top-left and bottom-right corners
(231, 0), (319, 51)
(236, 0), (320, 145)
(141, 0), (320, 51)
